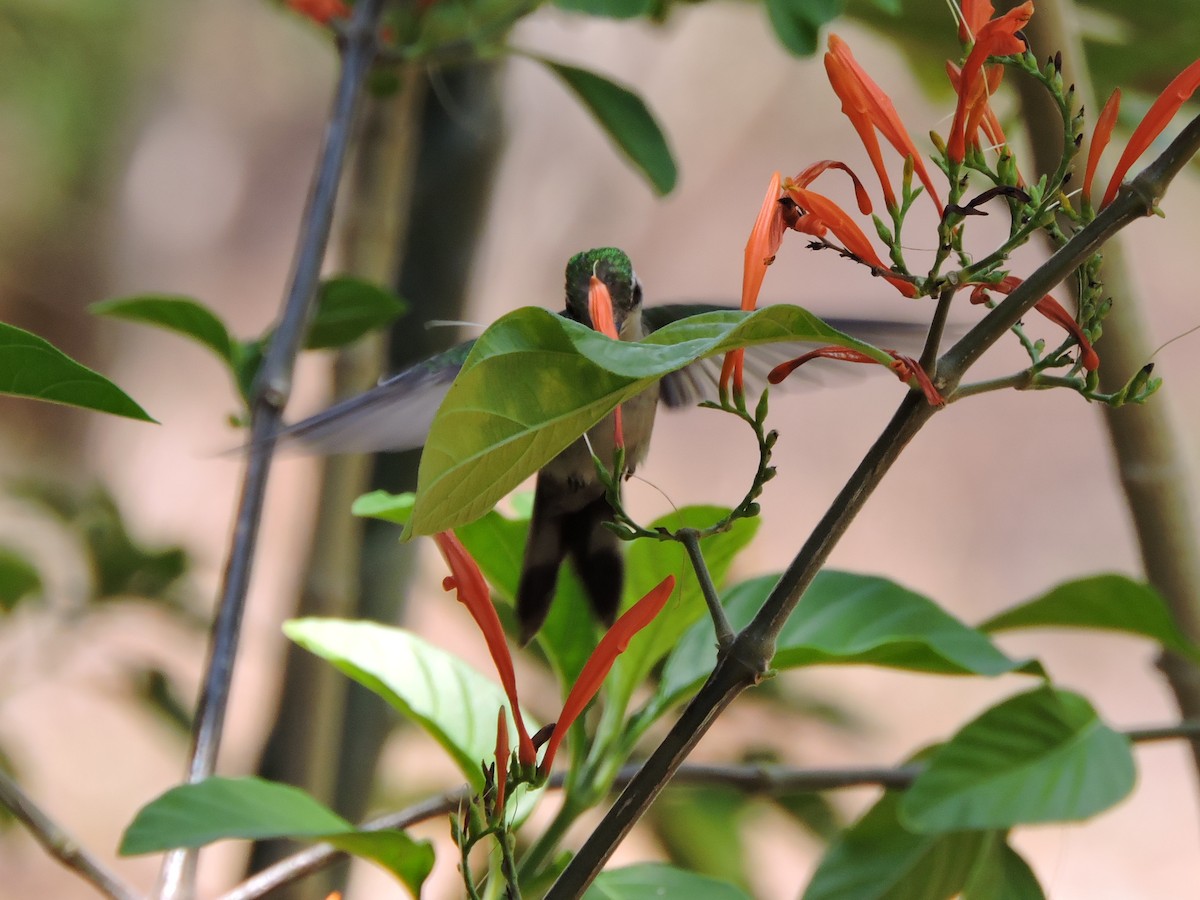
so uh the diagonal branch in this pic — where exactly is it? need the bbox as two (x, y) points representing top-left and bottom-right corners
(546, 110), (1200, 898)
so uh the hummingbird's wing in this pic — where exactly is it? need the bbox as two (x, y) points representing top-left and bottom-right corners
(644, 304), (930, 410)
(279, 340), (475, 454)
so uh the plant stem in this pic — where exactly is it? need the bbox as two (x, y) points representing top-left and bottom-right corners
(0, 768), (144, 900)
(155, 4), (384, 899)
(679, 528), (734, 648)
(214, 719), (1200, 899)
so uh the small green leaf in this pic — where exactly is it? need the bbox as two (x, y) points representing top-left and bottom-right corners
(284, 619), (535, 789)
(980, 574), (1200, 660)
(649, 571), (1022, 722)
(306, 277), (407, 350)
(804, 790), (1015, 900)
(552, 0), (654, 18)
(120, 776), (433, 895)
(765, 0), (844, 57)
(408, 305), (892, 536)
(91, 296), (236, 365)
(585, 863), (751, 899)
(352, 490), (415, 526)
(901, 687), (1136, 832)
(536, 57), (677, 195)
(0, 322), (154, 422)
(0, 546), (41, 611)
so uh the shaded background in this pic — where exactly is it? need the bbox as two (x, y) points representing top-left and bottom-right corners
(1, 0), (1199, 897)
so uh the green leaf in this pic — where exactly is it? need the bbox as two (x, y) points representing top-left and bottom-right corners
(119, 776), (432, 895)
(552, 0), (654, 17)
(284, 618), (535, 789)
(901, 687), (1136, 832)
(306, 277), (407, 350)
(408, 305), (892, 536)
(980, 574), (1200, 660)
(649, 571), (1022, 722)
(91, 296), (236, 365)
(586, 863), (751, 899)
(536, 58), (677, 195)
(0, 322), (155, 422)
(765, 0), (844, 57)
(0, 546), (41, 611)
(804, 790), (1017, 900)
(352, 489), (415, 526)
(963, 838), (1045, 900)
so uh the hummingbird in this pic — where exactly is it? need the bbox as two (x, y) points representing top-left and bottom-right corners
(286, 248), (671, 640)
(281, 247), (917, 640)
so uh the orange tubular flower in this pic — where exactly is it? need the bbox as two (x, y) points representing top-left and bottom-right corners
(958, 0), (996, 42)
(588, 276), (624, 448)
(1084, 89), (1122, 205)
(825, 35), (944, 215)
(288, 0), (349, 25)
(493, 708), (509, 817)
(784, 182), (917, 298)
(1101, 59), (1200, 208)
(945, 62), (1022, 184)
(539, 576), (675, 776)
(768, 347), (945, 406)
(722, 171), (785, 396)
(969, 276), (1099, 371)
(947, 2), (1034, 164)
(434, 531), (537, 766)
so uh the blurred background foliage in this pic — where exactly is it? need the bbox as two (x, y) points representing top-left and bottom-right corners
(1, 0), (1199, 897)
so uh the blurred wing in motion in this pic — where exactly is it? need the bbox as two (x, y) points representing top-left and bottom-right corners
(646, 303), (930, 409)
(279, 341), (474, 455)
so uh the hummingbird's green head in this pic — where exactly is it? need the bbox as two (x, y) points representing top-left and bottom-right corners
(564, 247), (643, 335)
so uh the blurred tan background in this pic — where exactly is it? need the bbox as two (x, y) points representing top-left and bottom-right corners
(1, 1), (1199, 897)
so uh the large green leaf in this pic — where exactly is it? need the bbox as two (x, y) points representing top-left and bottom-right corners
(305, 276), (407, 350)
(537, 58), (677, 195)
(285, 619), (537, 789)
(901, 687), (1135, 832)
(980, 574), (1200, 660)
(408, 305), (892, 536)
(120, 776), (432, 896)
(91, 296), (236, 365)
(765, 0), (844, 56)
(585, 863), (751, 899)
(804, 789), (1040, 900)
(647, 571), (1022, 723)
(0, 322), (154, 421)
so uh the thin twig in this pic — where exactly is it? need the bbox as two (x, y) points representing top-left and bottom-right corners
(546, 113), (1200, 898)
(0, 768), (144, 900)
(156, 4), (385, 899)
(218, 719), (1200, 899)
(679, 528), (734, 648)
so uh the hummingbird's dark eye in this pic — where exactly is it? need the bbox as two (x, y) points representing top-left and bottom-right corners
(631, 277), (643, 309)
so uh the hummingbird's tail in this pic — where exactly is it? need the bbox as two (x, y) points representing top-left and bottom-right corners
(516, 483), (622, 645)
